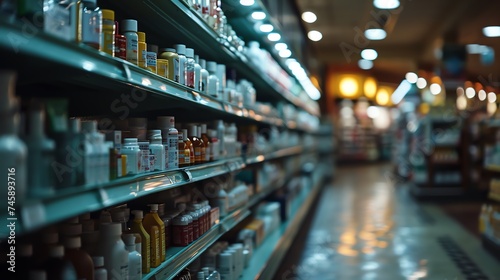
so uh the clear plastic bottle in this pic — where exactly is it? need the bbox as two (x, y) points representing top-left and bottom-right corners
(63, 236), (95, 280)
(81, 0), (102, 50)
(121, 19), (139, 65)
(174, 44), (187, 86)
(123, 234), (142, 280)
(92, 256), (108, 280)
(199, 59), (209, 94)
(215, 120), (225, 159)
(96, 223), (129, 280)
(101, 9), (115, 55)
(206, 61), (219, 98)
(185, 48), (196, 89)
(182, 129), (195, 165)
(43, 245), (78, 280)
(159, 48), (179, 82)
(121, 138), (141, 175)
(178, 131), (190, 167)
(148, 130), (165, 171)
(157, 116), (178, 170)
(0, 71), (27, 209)
(194, 55), (202, 91)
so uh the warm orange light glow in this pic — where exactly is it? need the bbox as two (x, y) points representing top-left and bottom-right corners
(364, 77), (377, 99)
(340, 77), (359, 97)
(310, 75), (321, 89)
(376, 88), (390, 105)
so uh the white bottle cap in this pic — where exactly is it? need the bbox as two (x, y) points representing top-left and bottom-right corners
(132, 210), (144, 220)
(92, 256), (105, 267)
(29, 270), (47, 280)
(121, 19), (138, 32)
(174, 44), (186, 55)
(185, 48), (195, 58)
(201, 124), (207, 134)
(49, 245), (64, 258)
(218, 253), (233, 267)
(207, 61), (217, 73)
(99, 222), (122, 236)
(110, 209), (125, 222)
(199, 59), (206, 69)
(194, 55), (199, 63)
(182, 129), (189, 140)
(149, 204), (159, 211)
(60, 223), (82, 236)
(122, 233), (136, 246)
(248, 41), (259, 48)
(42, 231), (59, 244)
(19, 244), (33, 257)
(189, 125), (197, 138)
(124, 138), (138, 144)
(197, 271), (205, 280)
(157, 116), (175, 128)
(63, 236), (82, 249)
(148, 129), (162, 140)
(81, 120), (97, 134)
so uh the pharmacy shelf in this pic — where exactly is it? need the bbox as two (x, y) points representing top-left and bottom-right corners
(488, 192), (500, 203)
(103, 0), (319, 117)
(409, 183), (464, 197)
(0, 21), (315, 133)
(0, 146), (305, 238)
(241, 166), (324, 280)
(144, 207), (251, 280)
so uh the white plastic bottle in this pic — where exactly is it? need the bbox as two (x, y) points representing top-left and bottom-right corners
(81, 120), (99, 185)
(227, 123), (237, 158)
(81, 0), (102, 50)
(121, 138), (141, 175)
(174, 44), (187, 86)
(194, 55), (202, 91)
(206, 61), (219, 98)
(92, 256), (108, 280)
(148, 130), (165, 171)
(121, 19), (139, 65)
(185, 48), (196, 89)
(215, 120), (225, 159)
(123, 234), (142, 280)
(199, 59), (209, 94)
(217, 253), (233, 280)
(97, 223), (129, 280)
(216, 64), (226, 101)
(157, 116), (178, 170)
(0, 71), (27, 208)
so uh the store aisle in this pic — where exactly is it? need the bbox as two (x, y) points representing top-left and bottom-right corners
(275, 163), (500, 280)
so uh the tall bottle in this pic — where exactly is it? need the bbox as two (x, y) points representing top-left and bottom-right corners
(137, 32), (147, 69)
(197, 125), (207, 163)
(200, 124), (211, 162)
(121, 19), (139, 65)
(26, 102), (56, 196)
(185, 48), (196, 89)
(96, 223), (129, 280)
(199, 59), (209, 94)
(215, 120), (225, 159)
(194, 55), (202, 91)
(216, 64), (226, 101)
(129, 210), (151, 273)
(159, 48), (179, 82)
(0, 71), (27, 209)
(174, 44), (187, 86)
(157, 116), (178, 170)
(123, 234), (142, 280)
(206, 61), (219, 98)
(148, 130), (165, 171)
(81, 0), (102, 49)
(43, 245), (78, 280)
(178, 131), (191, 167)
(143, 204), (166, 263)
(63, 236), (95, 280)
(208, 129), (219, 161)
(188, 125), (204, 164)
(182, 129), (195, 165)
(101, 9), (115, 55)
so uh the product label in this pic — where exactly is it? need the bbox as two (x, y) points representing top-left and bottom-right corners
(140, 150), (150, 173)
(201, 147), (206, 162)
(139, 49), (147, 68)
(173, 225), (190, 246)
(186, 69), (195, 88)
(115, 36), (127, 59)
(152, 149), (163, 171)
(152, 231), (160, 265)
(147, 52), (157, 67)
(157, 60), (167, 78)
(142, 238), (150, 273)
(126, 37), (138, 65)
(194, 147), (202, 163)
(167, 134), (178, 169)
(184, 150), (191, 164)
(205, 145), (211, 162)
(103, 31), (115, 55)
(187, 223), (193, 243)
(174, 58), (180, 82)
(192, 219), (199, 239)
(117, 157), (122, 177)
(121, 264), (129, 280)
(82, 11), (101, 47)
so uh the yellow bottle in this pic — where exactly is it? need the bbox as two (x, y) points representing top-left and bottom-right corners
(130, 210), (151, 273)
(137, 32), (147, 69)
(101, 9), (115, 56)
(143, 204), (166, 263)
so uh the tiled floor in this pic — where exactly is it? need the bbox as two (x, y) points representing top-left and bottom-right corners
(275, 163), (500, 280)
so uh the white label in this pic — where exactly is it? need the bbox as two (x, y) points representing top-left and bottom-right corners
(126, 37), (138, 64)
(141, 50), (148, 66)
(205, 145), (211, 161)
(82, 11), (101, 46)
(167, 134), (178, 169)
(141, 150), (150, 173)
(151, 148), (163, 171)
(147, 52), (157, 66)
(117, 157), (122, 177)
(121, 264), (129, 280)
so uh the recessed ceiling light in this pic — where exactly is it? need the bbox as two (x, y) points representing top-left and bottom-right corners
(416, 78), (427, 89)
(240, 0), (255, 6)
(364, 28), (387, 40)
(275, 43), (288, 51)
(361, 49), (378, 60)
(405, 72), (418, 83)
(308, 30), (322, 41)
(259, 24), (274, 33)
(465, 87), (475, 98)
(267, 32), (281, 41)
(301, 11), (317, 23)
(488, 92), (497, 103)
(483, 26), (500, 37)
(251, 11), (266, 20)
(279, 49), (292, 58)
(478, 89), (487, 101)
(373, 0), (400, 9)
(430, 83), (441, 95)
(358, 59), (373, 70)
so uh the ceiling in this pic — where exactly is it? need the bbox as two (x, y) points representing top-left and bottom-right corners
(295, 0), (500, 85)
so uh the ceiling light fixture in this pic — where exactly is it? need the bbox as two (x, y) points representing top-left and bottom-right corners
(251, 11), (266, 20)
(301, 11), (317, 23)
(361, 49), (378, 60)
(240, 0), (255, 6)
(465, 87), (475, 99)
(275, 43), (288, 51)
(279, 49), (291, 58)
(430, 83), (441, 95)
(478, 90), (487, 101)
(259, 24), (274, 33)
(364, 28), (387, 40)
(405, 72), (418, 83)
(488, 92), (497, 103)
(308, 30), (323, 41)
(267, 32), (281, 41)
(358, 59), (373, 70)
(373, 0), (400, 9)
(416, 78), (427, 89)
(483, 26), (500, 37)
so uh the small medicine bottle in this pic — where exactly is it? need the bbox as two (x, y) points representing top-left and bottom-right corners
(121, 19), (139, 65)
(159, 48), (179, 82)
(114, 21), (127, 60)
(137, 31), (147, 69)
(81, 0), (102, 50)
(146, 44), (158, 73)
(101, 9), (115, 55)
(174, 44), (187, 85)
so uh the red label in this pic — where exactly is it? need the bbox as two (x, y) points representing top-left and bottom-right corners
(115, 35), (127, 60)
(186, 71), (195, 88)
(192, 219), (199, 239)
(172, 225), (189, 246)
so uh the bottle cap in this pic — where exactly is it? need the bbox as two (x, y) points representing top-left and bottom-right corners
(157, 116), (175, 128)
(158, 203), (166, 216)
(42, 231), (59, 244)
(81, 120), (97, 134)
(60, 223), (82, 236)
(218, 253), (233, 267)
(19, 244), (33, 257)
(197, 271), (205, 280)
(148, 129), (162, 140)
(185, 48), (194, 58)
(194, 55), (199, 63)
(248, 41), (259, 48)
(99, 223), (122, 236)
(29, 270), (47, 280)
(102, 9), (115, 20)
(201, 124), (207, 134)
(182, 129), (189, 140)
(148, 44), (159, 53)
(132, 210), (144, 220)
(124, 138), (138, 145)
(207, 61), (217, 73)
(174, 44), (186, 55)
(49, 245), (64, 258)
(137, 31), (146, 42)
(63, 236), (81, 249)
(92, 256), (104, 267)
(199, 59), (206, 69)
(160, 48), (176, 54)
(110, 209), (126, 222)
(122, 233), (136, 246)
(121, 19), (138, 32)
(189, 125), (197, 138)
(149, 204), (159, 211)
(178, 131), (184, 140)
